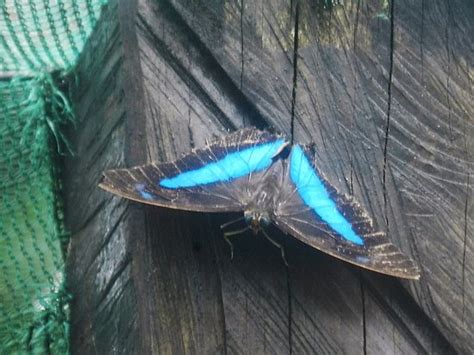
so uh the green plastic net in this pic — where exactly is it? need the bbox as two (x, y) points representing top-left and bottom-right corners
(1, 1), (105, 353)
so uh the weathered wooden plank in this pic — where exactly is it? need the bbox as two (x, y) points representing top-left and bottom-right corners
(65, 1), (138, 353)
(64, 0), (470, 353)
(388, 2), (473, 353)
(289, 1), (424, 351)
(65, 0), (137, 353)
(170, 0), (472, 352)
(65, 0), (225, 353)
(168, 0), (296, 133)
(292, 0), (473, 353)
(165, 2), (462, 354)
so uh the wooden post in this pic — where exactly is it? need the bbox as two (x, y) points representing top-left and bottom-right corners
(64, 0), (472, 353)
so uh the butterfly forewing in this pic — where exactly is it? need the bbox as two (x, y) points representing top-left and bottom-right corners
(99, 128), (287, 212)
(273, 144), (420, 279)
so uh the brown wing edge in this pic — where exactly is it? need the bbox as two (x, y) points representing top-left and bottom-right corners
(275, 218), (421, 280)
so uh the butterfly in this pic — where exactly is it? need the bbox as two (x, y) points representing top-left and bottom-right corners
(99, 128), (420, 279)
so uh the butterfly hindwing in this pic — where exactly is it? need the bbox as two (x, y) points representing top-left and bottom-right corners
(274, 144), (420, 279)
(99, 128), (288, 212)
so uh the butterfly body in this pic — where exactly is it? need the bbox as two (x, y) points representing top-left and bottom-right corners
(239, 159), (288, 234)
(100, 128), (420, 279)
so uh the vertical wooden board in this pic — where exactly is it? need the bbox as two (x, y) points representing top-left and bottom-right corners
(293, 0), (396, 239)
(289, 0), (462, 353)
(135, 0), (236, 155)
(287, 245), (365, 354)
(149, 1), (299, 352)
(136, 0), (291, 135)
(134, 209), (226, 353)
(287, 231), (455, 354)
(362, 275), (456, 355)
(207, 221), (292, 354)
(169, 0), (296, 132)
(65, 1), (140, 353)
(290, 1), (426, 352)
(383, 0), (473, 352)
(135, 1), (294, 352)
(119, 0), (229, 352)
(66, 0), (227, 353)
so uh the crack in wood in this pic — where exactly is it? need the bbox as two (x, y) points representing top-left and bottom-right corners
(353, 0), (361, 51)
(445, 0), (453, 141)
(420, 0), (425, 96)
(287, 3), (300, 352)
(240, 0), (245, 92)
(207, 215), (228, 354)
(286, 265), (293, 355)
(239, 0), (246, 126)
(382, 0), (396, 232)
(462, 171), (470, 323)
(359, 272), (367, 355)
(290, 1), (300, 145)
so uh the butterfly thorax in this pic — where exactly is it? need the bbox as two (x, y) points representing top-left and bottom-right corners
(244, 161), (285, 234)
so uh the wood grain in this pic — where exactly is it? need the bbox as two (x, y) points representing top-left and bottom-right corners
(65, 0), (471, 353)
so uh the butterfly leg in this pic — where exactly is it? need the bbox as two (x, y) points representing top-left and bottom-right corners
(220, 215), (245, 229)
(261, 228), (288, 266)
(223, 226), (250, 260)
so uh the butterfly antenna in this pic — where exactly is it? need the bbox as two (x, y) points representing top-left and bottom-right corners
(261, 228), (289, 266)
(223, 226), (250, 260)
(220, 215), (246, 229)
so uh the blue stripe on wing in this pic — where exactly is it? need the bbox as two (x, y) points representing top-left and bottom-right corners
(289, 145), (364, 245)
(159, 139), (286, 189)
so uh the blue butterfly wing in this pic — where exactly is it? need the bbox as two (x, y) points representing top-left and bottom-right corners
(100, 128), (288, 212)
(273, 144), (420, 279)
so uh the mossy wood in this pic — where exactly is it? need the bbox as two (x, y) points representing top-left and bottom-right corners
(64, 0), (472, 353)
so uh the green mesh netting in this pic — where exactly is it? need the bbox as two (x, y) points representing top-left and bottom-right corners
(1, 0), (104, 74)
(1, 1), (105, 353)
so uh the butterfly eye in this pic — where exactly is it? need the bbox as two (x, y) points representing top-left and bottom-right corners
(260, 215), (270, 226)
(244, 211), (252, 223)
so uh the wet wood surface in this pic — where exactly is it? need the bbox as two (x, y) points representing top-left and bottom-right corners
(64, 0), (472, 353)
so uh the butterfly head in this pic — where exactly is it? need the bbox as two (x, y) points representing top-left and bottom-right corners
(244, 210), (271, 235)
